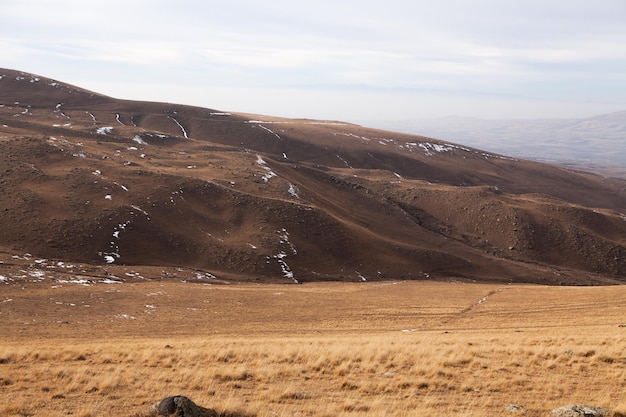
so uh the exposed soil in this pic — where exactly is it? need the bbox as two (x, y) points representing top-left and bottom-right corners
(1, 68), (626, 285)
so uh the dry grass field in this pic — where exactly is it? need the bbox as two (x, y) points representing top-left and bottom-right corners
(2, 69), (626, 417)
(1, 280), (626, 417)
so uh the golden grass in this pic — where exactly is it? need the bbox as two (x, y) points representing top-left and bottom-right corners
(1, 281), (625, 416)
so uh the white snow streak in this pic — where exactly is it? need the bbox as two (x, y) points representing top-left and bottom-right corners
(258, 124), (281, 139)
(256, 155), (278, 182)
(55, 103), (69, 119)
(272, 229), (298, 283)
(100, 220), (131, 264)
(336, 154), (352, 168)
(131, 205), (150, 219)
(132, 135), (147, 145)
(274, 252), (296, 282)
(169, 116), (188, 138)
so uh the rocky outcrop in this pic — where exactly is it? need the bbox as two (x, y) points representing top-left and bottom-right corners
(551, 405), (610, 417)
(153, 396), (217, 417)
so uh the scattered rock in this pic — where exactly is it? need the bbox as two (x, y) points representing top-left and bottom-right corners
(153, 395), (217, 417)
(506, 403), (525, 413)
(551, 404), (610, 417)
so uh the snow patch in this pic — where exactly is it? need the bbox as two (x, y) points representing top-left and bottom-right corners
(96, 126), (113, 135)
(132, 135), (147, 145)
(114, 314), (136, 320)
(256, 155), (278, 182)
(99, 220), (131, 264)
(194, 272), (217, 280)
(278, 228), (297, 255)
(270, 229), (298, 283)
(288, 183), (300, 198)
(28, 270), (46, 279)
(274, 252), (296, 282)
(334, 132), (371, 142)
(56, 278), (91, 286)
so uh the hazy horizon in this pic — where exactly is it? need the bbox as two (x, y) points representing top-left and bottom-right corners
(2, 1), (626, 123)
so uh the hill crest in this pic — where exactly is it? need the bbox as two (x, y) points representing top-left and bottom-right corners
(1, 68), (625, 285)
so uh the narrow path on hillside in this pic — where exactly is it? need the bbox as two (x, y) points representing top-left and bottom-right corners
(440, 286), (509, 328)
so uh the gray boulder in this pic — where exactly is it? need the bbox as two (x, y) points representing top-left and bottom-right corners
(153, 396), (217, 417)
(551, 405), (609, 417)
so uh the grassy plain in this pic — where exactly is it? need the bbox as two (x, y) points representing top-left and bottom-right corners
(1, 280), (626, 417)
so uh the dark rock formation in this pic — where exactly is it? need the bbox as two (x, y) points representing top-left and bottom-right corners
(154, 396), (217, 417)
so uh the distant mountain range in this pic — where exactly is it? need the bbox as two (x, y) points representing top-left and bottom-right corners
(369, 112), (626, 179)
(1, 68), (626, 285)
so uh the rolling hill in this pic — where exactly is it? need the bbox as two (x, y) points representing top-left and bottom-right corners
(1, 68), (625, 285)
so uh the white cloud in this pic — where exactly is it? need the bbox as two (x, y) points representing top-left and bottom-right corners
(1, 0), (625, 120)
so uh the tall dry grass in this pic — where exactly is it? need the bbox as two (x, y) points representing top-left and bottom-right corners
(1, 329), (625, 417)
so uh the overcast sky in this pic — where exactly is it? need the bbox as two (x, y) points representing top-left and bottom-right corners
(2, 0), (626, 122)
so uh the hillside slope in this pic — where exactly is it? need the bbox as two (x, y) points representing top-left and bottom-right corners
(1, 69), (625, 285)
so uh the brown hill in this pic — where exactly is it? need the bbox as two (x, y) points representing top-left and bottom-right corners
(1, 68), (625, 285)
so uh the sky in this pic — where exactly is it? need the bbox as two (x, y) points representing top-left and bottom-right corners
(2, 0), (626, 123)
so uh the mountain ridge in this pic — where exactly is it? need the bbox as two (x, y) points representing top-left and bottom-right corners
(1, 68), (625, 285)
(368, 111), (626, 179)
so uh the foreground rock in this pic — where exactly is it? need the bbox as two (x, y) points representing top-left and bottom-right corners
(551, 405), (610, 417)
(153, 396), (217, 417)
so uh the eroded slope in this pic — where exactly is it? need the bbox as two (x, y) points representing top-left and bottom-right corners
(1, 69), (625, 284)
